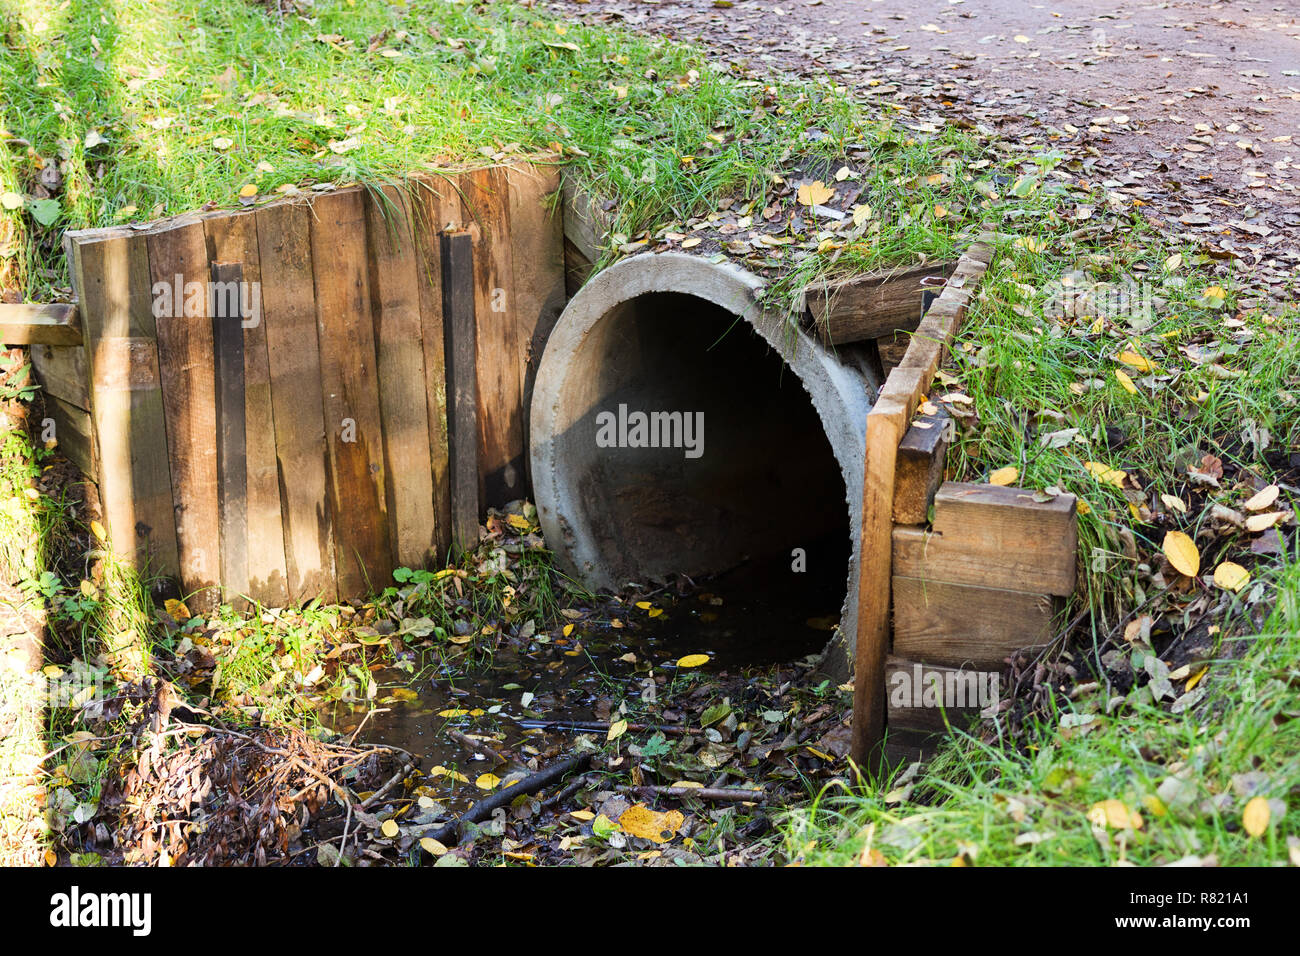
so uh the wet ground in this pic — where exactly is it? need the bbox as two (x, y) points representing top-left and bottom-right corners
(321, 548), (847, 815)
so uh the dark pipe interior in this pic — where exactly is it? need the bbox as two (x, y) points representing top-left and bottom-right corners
(557, 292), (849, 620)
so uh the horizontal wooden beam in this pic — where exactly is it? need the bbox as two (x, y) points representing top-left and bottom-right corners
(0, 303), (82, 346)
(805, 261), (955, 346)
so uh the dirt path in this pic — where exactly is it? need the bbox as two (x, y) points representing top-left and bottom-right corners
(549, 0), (1300, 279)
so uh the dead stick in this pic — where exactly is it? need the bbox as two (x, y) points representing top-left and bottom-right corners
(447, 728), (507, 765)
(513, 719), (697, 736)
(636, 786), (771, 803)
(421, 753), (591, 850)
(359, 763), (415, 810)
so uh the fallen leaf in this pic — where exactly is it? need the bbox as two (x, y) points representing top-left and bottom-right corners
(676, 653), (709, 668)
(1087, 799), (1143, 830)
(380, 819), (399, 838)
(1246, 511), (1286, 532)
(1243, 796), (1270, 837)
(1117, 350), (1156, 373)
(1244, 486), (1279, 512)
(618, 804), (684, 844)
(607, 719), (628, 742)
(989, 466), (1019, 486)
(796, 180), (834, 207)
(1162, 531), (1200, 577)
(1213, 561), (1250, 593)
(1115, 369), (1139, 395)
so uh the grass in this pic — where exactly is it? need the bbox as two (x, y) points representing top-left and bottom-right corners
(783, 551), (1300, 866)
(1, 0), (966, 301)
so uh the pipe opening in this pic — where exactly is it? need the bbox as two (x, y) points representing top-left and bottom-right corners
(547, 289), (850, 662)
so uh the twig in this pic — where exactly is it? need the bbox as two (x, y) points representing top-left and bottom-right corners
(335, 801), (353, 867)
(634, 786), (771, 803)
(420, 753), (592, 850)
(359, 763), (415, 810)
(346, 707), (390, 746)
(542, 772), (593, 810)
(447, 728), (507, 765)
(512, 718), (697, 736)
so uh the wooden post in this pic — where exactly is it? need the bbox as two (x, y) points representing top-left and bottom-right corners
(441, 230), (479, 557)
(211, 261), (248, 606)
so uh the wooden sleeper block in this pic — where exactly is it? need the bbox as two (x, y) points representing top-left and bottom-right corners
(892, 406), (951, 525)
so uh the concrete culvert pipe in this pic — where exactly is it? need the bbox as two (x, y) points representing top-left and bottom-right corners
(529, 252), (879, 674)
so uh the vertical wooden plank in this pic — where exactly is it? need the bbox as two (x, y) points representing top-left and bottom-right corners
(255, 201), (336, 604)
(69, 231), (180, 582)
(850, 399), (906, 767)
(506, 162), (566, 489)
(206, 211), (289, 605)
(462, 166), (525, 508)
(310, 188), (392, 598)
(441, 230), (479, 556)
(410, 174), (458, 562)
(146, 220), (220, 606)
(365, 185), (438, 570)
(210, 261), (248, 606)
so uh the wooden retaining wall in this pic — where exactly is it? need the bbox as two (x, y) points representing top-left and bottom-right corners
(34, 161), (565, 609)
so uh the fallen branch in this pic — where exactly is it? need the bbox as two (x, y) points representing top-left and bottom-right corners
(421, 752), (592, 850)
(512, 718), (697, 736)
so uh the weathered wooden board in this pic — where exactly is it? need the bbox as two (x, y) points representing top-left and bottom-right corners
(885, 655), (997, 735)
(31, 344), (90, 410)
(0, 303), (82, 345)
(893, 407), (950, 526)
(892, 576), (1056, 668)
(45, 395), (95, 480)
(805, 261), (955, 346)
(463, 166), (525, 507)
(507, 163), (566, 485)
(893, 483), (1078, 596)
(147, 220), (219, 603)
(210, 261), (249, 604)
(365, 184), (439, 571)
(73, 231), (182, 584)
(441, 229), (480, 556)
(410, 174), (458, 562)
(256, 201), (336, 604)
(310, 188), (392, 597)
(206, 211), (288, 605)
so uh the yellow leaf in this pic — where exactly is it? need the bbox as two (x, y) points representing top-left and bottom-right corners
(1246, 511), (1286, 532)
(1141, 794), (1167, 818)
(1084, 461), (1127, 489)
(428, 765), (469, 784)
(988, 466), (1018, 486)
(796, 180), (834, 207)
(447, 634), (473, 645)
(475, 773), (501, 790)
(932, 204), (948, 219)
(1087, 799), (1143, 830)
(1185, 666), (1207, 691)
(618, 804), (684, 843)
(1117, 350), (1155, 373)
(420, 837), (448, 856)
(164, 599), (191, 623)
(851, 204), (873, 227)
(238, 184), (258, 198)
(634, 601), (653, 610)
(1212, 561), (1250, 593)
(569, 809), (595, 821)
(1244, 485), (1279, 511)
(1162, 531), (1200, 577)
(562, 623), (575, 637)
(380, 819), (399, 838)
(506, 513), (531, 530)
(1242, 796), (1270, 837)
(647, 607), (663, 618)
(667, 780), (703, 789)
(1115, 369), (1138, 395)
(607, 719), (628, 741)
(676, 653), (709, 668)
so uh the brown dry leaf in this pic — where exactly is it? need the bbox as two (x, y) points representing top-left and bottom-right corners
(1162, 531), (1200, 577)
(1246, 511), (1286, 533)
(618, 804), (684, 844)
(1244, 485), (1279, 512)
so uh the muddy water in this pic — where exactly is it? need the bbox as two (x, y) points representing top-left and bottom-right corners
(321, 548), (845, 812)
